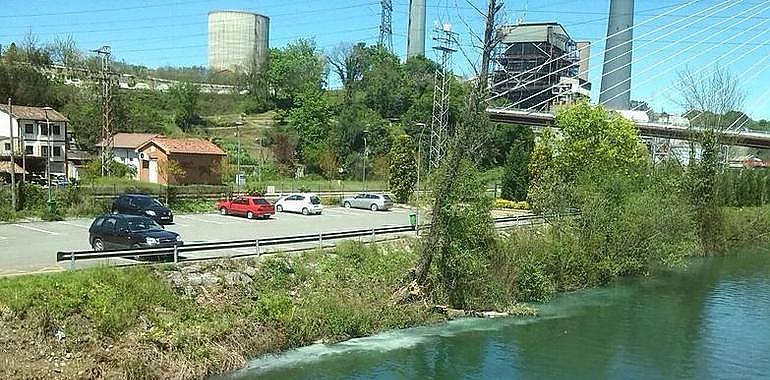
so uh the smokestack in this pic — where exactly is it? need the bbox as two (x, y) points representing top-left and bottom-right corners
(576, 41), (591, 82)
(599, 0), (634, 110)
(407, 0), (426, 58)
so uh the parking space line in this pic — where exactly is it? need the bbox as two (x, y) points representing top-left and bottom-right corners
(176, 215), (228, 225)
(324, 208), (370, 216)
(11, 224), (60, 235)
(58, 221), (90, 229)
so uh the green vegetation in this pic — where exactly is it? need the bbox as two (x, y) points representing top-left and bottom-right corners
(0, 243), (439, 379)
(388, 134), (417, 203)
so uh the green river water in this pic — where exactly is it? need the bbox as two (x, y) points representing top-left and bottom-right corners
(223, 247), (770, 379)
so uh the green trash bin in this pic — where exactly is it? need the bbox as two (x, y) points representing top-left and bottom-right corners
(46, 200), (57, 214)
(409, 213), (417, 227)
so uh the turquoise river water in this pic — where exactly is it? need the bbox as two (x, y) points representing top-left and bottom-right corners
(221, 247), (770, 379)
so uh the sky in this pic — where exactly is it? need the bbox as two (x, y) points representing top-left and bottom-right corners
(1, 0), (769, 120)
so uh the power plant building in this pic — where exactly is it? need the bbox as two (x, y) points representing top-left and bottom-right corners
(491, 22), (591, 111)
(406, 0), (427, 58)
(208, 10), (269, 73)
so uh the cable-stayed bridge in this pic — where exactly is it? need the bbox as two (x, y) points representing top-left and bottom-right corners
(485, 0), (770, 150)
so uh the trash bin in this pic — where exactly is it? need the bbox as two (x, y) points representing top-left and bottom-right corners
(409, 213), (417, 227)
(46, 199), (57, 214)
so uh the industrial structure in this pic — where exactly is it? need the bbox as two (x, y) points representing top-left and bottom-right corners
(599, 0), (634, 110)
(406, 0), (427, 58)
(490, 22), (591, 111)
(379, 0), (393, 52)
(429, 23), (457, 169)
(208, 10), (270, 73)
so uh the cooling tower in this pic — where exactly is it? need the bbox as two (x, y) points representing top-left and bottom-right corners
(208, 10), (269, 73)
(406, 0), (426, 58)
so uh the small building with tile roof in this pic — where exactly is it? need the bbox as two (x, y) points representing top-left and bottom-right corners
(136, 137), (226, 185)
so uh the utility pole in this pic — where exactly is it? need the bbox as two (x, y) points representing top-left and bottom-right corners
(8, 99), (15, 210)
(429, 23), (457, 169)
(379, 0), (393, 52)
(93, 45), (113, 176)
(362, 130), (369, 191)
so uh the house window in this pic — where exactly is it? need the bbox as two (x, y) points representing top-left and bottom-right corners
(53, 147), (62, 157)
(24, 124), (34, 134)
(142, 160), (149, 169)
(53, 125), (61, 135)
(41, 146), (49, 157)
(40, 124), (48, 136)
(3, 143), (9, 151)
(25, 145), (33, 155)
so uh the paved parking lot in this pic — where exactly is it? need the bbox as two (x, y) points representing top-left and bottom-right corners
(0, 207), (421, 275)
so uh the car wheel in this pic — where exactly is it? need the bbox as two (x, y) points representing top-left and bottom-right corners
(370, 203), (379, 211)
(220, 207), (228, 215)
(302, 208), (309, 215)
(344, 201), (351, 208)
(92, 238), (104, 251)
(276, 205), (283, 212)
(247, 211), (254, 219)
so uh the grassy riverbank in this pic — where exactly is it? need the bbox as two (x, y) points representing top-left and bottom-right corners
(2, 205), (769, 379)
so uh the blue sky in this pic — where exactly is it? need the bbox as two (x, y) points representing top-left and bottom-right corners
(2, 0), (769, 119)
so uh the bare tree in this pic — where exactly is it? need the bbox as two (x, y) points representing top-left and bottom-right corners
(676, 65), (745, 130)
(327, 42), (367, 100)
(49, 35), (83, 66)
(395, 0), (504, 303)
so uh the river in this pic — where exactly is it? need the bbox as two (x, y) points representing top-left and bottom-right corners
(222, 247), (770, 379)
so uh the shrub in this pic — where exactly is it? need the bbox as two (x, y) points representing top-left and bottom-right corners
(494, 199), (530, 210)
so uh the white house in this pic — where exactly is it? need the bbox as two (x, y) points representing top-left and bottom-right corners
(0, 104), (69, 175)
(97, 133), (159, 179)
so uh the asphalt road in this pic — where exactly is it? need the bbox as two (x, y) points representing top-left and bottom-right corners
(0, 207), (420, 276)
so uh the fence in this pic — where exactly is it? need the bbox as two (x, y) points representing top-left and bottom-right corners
(56, 214), (555, 266)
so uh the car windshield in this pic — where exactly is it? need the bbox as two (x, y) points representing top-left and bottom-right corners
(127, 218), (163, 232)
(134, 197), (162, 207)
(310, 196), (321, 205)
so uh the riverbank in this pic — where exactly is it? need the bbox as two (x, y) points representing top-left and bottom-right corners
(1, 206), (769, 379)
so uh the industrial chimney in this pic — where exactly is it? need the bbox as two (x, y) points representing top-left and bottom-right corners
(599, 0), (634, 110)
(407, 0), (427, 58)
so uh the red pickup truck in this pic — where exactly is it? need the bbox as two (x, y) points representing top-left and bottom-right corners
(216, 196), (275, 219)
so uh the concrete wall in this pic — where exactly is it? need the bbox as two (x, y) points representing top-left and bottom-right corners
(208, 10), (270, 73)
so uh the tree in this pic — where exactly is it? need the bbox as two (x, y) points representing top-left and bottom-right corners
(676, 65), (745, 130)
(168, 82), (200, 132)
(265, 129), (296, 175)
(406, 0), (504, 296)
(285, 88), (333, 165)
(500, 125), (535, 201)
(319, 149), (339, 180)
(388, 135), (417, 203)
(526, 102), (646, 213)
(265, 39), (327, 108)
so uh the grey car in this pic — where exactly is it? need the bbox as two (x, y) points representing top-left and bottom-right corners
(342, 193), (394, 211)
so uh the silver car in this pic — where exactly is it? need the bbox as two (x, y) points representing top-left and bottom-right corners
(342, 193), (393, 211)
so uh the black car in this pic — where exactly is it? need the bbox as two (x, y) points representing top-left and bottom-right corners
(112, 194), (173, 224)
(88, 214), (183, 251)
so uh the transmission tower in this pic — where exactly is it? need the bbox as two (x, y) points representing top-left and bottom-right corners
(93, 45), (113, 176)
(429, 24), (457, 169)
(379, 0), (393, 51)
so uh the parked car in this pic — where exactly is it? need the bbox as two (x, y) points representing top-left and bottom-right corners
(88, 214), (183, 251)
(274, 193), (323, 215)
(342, 192), (394, 211)
(111, 194), (174, 224)
(216, 196), (275, 219)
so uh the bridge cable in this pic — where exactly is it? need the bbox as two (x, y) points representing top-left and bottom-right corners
(485, 0), (708, 102)
(516, 0), (758, 111)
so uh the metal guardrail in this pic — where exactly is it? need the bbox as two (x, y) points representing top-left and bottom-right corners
(56, 214), (555, 266)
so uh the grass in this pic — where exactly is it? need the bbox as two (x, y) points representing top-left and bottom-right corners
(0, 241), (438, 379)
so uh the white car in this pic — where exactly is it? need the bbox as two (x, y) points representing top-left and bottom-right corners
(274, 193), (323, 215)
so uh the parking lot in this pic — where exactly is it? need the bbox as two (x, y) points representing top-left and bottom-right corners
(0, 207), (421, 276)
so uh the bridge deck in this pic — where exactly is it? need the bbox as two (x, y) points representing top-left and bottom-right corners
(487, 108), (770, 150)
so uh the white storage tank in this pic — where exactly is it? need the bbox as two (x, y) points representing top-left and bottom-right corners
(208, 10), (269, 73)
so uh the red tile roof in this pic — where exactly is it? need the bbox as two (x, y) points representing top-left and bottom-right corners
(98, 133), (159, 149)
(142, 137), (226, 156)
(0, 105), (68, 122)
